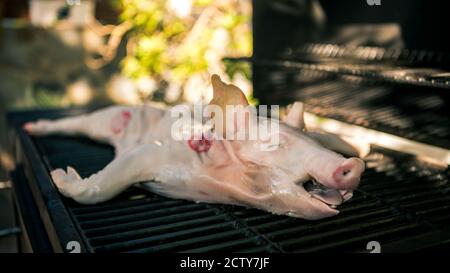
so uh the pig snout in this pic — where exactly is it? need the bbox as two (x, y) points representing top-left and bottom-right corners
(332, 158), (365, 189)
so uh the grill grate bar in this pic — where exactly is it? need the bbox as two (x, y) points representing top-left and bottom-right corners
(89, 214), (229, 246)
(392, 194), (450, 209)
(126, 229), (251, 253)
(180, 236), (266, 253)
(94, 221), (238, 252)
(83, 209), (217, 237)
(75, 199), (187, 221)
(79, 203), (207, 228)
(71, 197), (180, 214)
(279, 217), (415, 250)
(235, 245), (276, 253)
(78, 201), (204, 224)
(293, 223), (427, 253)
(275, 211), (395, 241)
(213, 206), (285, 253)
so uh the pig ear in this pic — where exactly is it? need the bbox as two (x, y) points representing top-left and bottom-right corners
(208, 74), (250, 138)
(210, 74), (249, 108)
(282, 102), (305, 130)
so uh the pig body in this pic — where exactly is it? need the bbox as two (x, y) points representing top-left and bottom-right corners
(25, 103), (364, 220)
(24, 76), (365, 220)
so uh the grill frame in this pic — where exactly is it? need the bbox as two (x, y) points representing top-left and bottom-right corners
(7, 108), (450, 253)
(10, 126), (88, 252)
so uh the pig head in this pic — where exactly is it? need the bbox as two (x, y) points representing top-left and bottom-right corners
(211, 122), (366, 220)
(177, 75), (366, 220)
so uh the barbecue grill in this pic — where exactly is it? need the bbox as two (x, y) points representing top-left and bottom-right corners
(6, 0), (450, 253)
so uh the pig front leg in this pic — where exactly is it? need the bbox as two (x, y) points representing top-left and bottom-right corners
(51, 144), (168, 204)
(23, 106), (137, 146)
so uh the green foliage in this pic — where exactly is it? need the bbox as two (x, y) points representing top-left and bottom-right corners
(115, 0), (252, 102)
(224, 59), (251, 81)
(33, 89), (67, 108)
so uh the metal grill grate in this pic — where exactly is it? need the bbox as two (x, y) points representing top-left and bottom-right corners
(29, 129), (450, 253)
(283, 43), (450, 68)
(253, 68), (450, 149)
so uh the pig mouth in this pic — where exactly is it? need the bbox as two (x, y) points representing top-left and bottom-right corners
(303, 180), (353, 208)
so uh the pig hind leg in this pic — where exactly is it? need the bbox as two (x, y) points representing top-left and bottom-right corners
(24, 106), (134, 145)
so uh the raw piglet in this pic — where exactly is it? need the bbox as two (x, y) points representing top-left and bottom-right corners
(24, 75), (365, 220)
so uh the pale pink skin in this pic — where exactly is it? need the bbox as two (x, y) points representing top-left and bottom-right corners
(24, 103), (365, 220)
